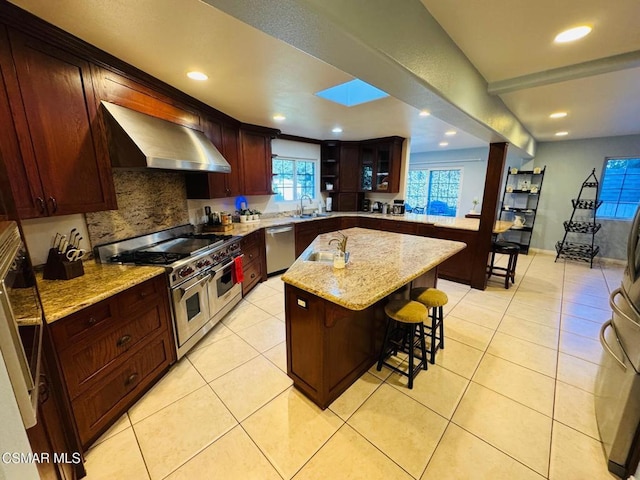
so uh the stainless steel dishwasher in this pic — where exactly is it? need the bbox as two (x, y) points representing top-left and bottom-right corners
(265, 225), (296, 274)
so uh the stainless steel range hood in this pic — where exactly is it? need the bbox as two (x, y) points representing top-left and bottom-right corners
(101, 101), (231, 173)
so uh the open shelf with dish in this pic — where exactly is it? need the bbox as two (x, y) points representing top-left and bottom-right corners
(498, 166), (546, 254)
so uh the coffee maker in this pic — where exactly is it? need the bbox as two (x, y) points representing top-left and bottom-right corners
(392, 199), (406, 215)
(362, 199), (370, 212)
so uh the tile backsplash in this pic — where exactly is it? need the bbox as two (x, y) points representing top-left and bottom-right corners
(85, 170), (189, 246)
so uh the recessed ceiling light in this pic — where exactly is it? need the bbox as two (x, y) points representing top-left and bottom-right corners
(273, 114), (286, 121)
(555, 131), (569, 137)
(332, 127), (343, 133)
(186, 71), (208, 81)
(549, 112), (568, 119)
(419, 110), (431, 117)
(439, 142), (449, 147)
(445, 130), (457, 136)
(554, 26), (592, 43)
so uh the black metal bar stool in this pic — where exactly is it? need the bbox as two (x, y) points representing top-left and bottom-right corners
(487, 240), (520, 289)
(410, 287), (448, 363)
(376, 299), (428, 389)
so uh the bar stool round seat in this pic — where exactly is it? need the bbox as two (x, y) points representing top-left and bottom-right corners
(377, 299), (429, 389)
(487, 241), (520, 289)
(410, 287), (448, 363)
(410, 288), (448, 308)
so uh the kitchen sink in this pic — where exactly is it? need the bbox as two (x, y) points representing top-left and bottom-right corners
(305, 250), (350, 263)
(305, 251), (335, 262)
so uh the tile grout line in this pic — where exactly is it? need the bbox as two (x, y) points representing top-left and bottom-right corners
(546, 256), (567, 479)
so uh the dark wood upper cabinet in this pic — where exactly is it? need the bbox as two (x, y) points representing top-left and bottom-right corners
(359, 136), (403, 193)
(0, 28), (39, 219)
(186, 121), (243, 199)
(2, 28), (116, 218)
(339, 142), (361, 192)
(240, 125), (278, 196)
(321, 137), (403, 198)
(92, 66), (202, 130)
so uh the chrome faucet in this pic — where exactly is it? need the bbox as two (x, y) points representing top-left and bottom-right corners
(300, 194), (313, 215)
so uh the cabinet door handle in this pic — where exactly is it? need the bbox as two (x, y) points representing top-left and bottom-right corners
(250, 273), (256, 279)
(38, 373), (50, 404)
(49, 196), (58, 213)
(124, 372), (138, 387)
(116, 334), (132, 347)
(36, 197), (46, 213)
(139, 291), (148, 298)
(88, 316), (97, 325)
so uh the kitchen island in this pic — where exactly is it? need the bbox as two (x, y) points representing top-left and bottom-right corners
(281, 227), (465, 408)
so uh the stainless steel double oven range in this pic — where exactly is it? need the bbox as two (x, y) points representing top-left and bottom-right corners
(96, 225), (243, 359)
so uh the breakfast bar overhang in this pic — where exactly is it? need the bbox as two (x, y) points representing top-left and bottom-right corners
(281, 227), (466, 409)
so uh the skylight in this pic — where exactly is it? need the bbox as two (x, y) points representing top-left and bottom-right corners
(315, 79), (389, 107)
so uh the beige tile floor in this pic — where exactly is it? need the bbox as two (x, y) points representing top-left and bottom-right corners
(83, 251), (623, 479)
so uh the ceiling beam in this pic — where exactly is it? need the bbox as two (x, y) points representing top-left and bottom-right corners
(489, 50), (640, 95)
(203, 0), (537, 157)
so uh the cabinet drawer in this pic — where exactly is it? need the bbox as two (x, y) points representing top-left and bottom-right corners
(71, 333), (172, 448)
(240, 230), (262, 250)
(59, 305), (167, 399)
(117, 275), (165, 317)
(243, 241), (262, 265)
(50, 299), (116, 348)
(242, 256), (263, 296)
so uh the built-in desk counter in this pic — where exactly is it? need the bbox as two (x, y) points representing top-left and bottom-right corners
(281, 227), (465, 409)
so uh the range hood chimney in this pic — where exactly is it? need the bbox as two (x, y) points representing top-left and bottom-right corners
(101, 101), (231, 173)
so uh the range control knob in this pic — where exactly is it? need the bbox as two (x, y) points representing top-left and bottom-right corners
(178, 267), (194, 278)
(195, 259), (210, 269)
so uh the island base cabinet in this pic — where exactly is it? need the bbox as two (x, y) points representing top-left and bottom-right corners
(285, 284), (386, 409)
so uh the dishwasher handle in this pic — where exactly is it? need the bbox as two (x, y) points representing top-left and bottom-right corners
(267, 226), (294, 235)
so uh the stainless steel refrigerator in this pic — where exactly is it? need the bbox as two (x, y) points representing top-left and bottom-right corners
(595, 206), (640, 478)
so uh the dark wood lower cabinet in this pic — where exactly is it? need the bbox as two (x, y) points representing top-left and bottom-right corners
(27, 328), (85, 480)
(294, 218), (342, 257)
(425, 227), (478, 285)
(240, 229), (267, 295)
(49, 275), (176, 450)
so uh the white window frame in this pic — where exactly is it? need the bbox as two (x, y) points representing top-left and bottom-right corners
(271, 156), (319, 203)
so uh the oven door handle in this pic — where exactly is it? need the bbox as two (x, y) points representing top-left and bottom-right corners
(178, 273), (210, 298)
(210, 254), (244, 282)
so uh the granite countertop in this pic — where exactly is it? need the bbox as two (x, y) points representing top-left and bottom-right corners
(281, 227), (466, 311)
(223, 212), (512, 235)
(36, 261), (166, 324)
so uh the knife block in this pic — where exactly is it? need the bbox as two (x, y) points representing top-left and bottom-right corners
(43, 248), (84, 280)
